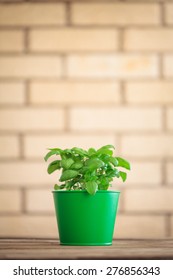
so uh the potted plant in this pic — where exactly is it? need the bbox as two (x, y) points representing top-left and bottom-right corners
(44, 145), (130, 246)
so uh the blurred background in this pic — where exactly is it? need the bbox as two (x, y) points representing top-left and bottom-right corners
(0, 0), (173, 239)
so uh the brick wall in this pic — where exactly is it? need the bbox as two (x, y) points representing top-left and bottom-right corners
(0, 0), (173, 239)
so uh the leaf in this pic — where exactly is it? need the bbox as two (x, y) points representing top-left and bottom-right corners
(54, 184), (61, 190)
(85, 181), (98, 195)
(63, 149), (73, 154)
(71, 147), (88, 156)
(60, 170), (79, 182)
(61, 158), (74, 169)
(84, 170), (97, 182)
(88, 148), (96, 156)
(119, 171), (127, 182)
(99, 154), (110, 163)
(85, 158), (105, 170)
(71, 161), (83, 170)
(47, 160), (61, 174)
(98, 177), (110, 190)
(44, 148), (61, 162)
(54, 184), (59, 190)
(54, 184), (66, 190)
(97, 145), (115, 156)
(116, 157), (131, 170)
(109, 157), (118, 166)
(106, 168), (120, 178)
(98, 145), (115, 150)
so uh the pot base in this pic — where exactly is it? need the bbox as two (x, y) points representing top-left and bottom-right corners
(60, 242), (112, 246)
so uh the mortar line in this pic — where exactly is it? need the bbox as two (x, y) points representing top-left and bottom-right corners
(159, 53), (164, 80)
(160, 1), (165, 26)
(25, 80), (31, 106)
(162, 105), (167, 132)
(61, 54), (68, 79)
(63, 106), (70, 132)
(20, 187), (27, 214)
(118, 27), (124, 52)
(120, 80), (126, 105)
(161, 157), (166, 186)
(66, 1), (71, 27)
(116, 133), (122, 157)
(165, 214), (171, 238)
(24, 27), (29, 54)
(18, 133), (25, 159)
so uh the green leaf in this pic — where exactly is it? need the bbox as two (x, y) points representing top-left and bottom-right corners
(71, 147), (88, 156)
(44, 148), (61, 162)
(109, 157), (118, 166)
(98, 177), (110, 190)
(106, 168), (120, 178)
(88, 148), (96, 156)
(54, 184), (66, 190)
(97, 145), (115, 156)
(61, 158), (74, 169)
(119, 171), (127, 182)
(116, 157), (131, 170)
(71, 161), (83, 170)
(84, 170), (96, 182)
(85, 158), (104, 170)
(64, 181), (73, 190)
(85, 181), (98, 195)
(98, 145), (115, 150)
(60, 170), (79, 182)
(47, 160), (61, 174)
(54, 184), (61, 190)
(99, 154), (110, 163)
(54, 184), (62, 190)
(63, 149), (72, 154)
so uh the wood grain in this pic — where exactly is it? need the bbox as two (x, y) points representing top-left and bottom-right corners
(0, 239), (173, 260)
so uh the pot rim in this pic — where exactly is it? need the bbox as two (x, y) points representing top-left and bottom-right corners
(52, 190), (120, 194)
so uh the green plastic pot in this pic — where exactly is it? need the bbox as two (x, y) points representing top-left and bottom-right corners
(53, 190), (120, 246)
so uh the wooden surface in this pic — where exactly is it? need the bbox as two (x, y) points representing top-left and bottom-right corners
(0, 239), (173, 259)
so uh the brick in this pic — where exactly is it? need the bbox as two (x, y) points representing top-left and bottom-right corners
(0, 82), (25, 105)
(125, 161), (162, 185)
(124, 189), (173, 212)
(115, 215), (165, 238)
(166, 162), (173, 184)
(124, 29), (173, 51)
(165, 4), (173, 24)
(126, 81), (173, 105)
(163, 55), (173, 78)
(0, 214), (165, 239)
(0, 216), (57, 238)
(0, 135), (19, 158)
(24, 134), (116, 158)
(0, 190), (21, 213)
(29, 28), (118, 52)
(71, 3), (160, 26)
(0, 162), (60, 185)
(0, 3), (65, 26)
(0, 108), (64, 131)
(69, 107), (162, 132)
(29, 81), (120, 105)
(121, 135), (173, 158)
(67, 54), (158, 78)
(0, 30), (24, 52)
(26, 189), (54, 213)
(167, 108), (173, 130)
(0, 56), (62, 78)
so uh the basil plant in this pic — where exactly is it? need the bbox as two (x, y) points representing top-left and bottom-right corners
(44, 145), (130, 195)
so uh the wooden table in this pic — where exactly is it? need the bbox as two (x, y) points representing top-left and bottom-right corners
(0, 239), (173, 259)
